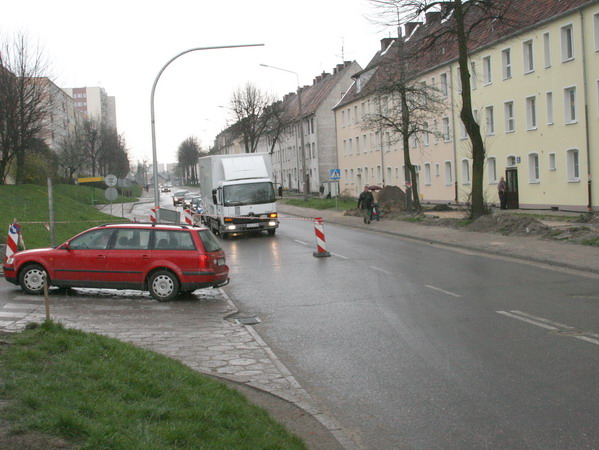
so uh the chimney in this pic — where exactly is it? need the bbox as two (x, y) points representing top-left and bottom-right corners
(404, 22), (422, 36)
(425, 11), (441, 24)
(380, 37), (395, 51)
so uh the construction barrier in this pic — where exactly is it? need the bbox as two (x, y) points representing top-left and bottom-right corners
(183, 209), (193, 225)
(150, 207), (159, 223)
(312, 217), (331, 258)
(5, 221), (21, 263)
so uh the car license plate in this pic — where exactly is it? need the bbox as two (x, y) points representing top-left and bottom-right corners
(217, 258), (225, 266)
(246, 223), (259, 228)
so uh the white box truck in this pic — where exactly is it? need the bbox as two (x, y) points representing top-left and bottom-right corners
(198, 153), (279, 238)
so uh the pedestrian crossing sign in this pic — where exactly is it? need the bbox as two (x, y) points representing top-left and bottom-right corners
(330, 169), (341, 180)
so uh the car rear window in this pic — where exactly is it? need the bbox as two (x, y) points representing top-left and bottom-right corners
(197, 230), (221, 252)
(154, 230), (195, 250)
(113, 229), (151, 250)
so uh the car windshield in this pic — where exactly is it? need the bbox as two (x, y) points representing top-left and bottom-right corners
(222, 182), (275, 206)
(174, 191), (187, 197)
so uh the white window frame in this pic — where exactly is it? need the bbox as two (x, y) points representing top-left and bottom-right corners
(487, 157), (497, 183)
(424, 163), (432, 185)
(485, 105), (495, 135)
(566, 149), (580, 181)
(561, 24), (574, 62)
(440, 72), (448, 97)
(564, 86), (577, 124)
(504, 101), (515, 132)
(523, 39), (535, 73)
(461, 159), (471, 185)
(444, 161), (453, 185)
(483, 55), (492, 85)
(528, 152), (540, 183)
(507, 155), (517, 167)
(594, 13), (599, 52)
(544, 32), (552, 68)
(442, 117), (451, 142)
(549, 153), (557, 171)
(435, 163), (440, 177)
(546, 91), (554, 125)
(471, 61), (477, 89)
(423, 122), (430, 146)
(501, 48), (512, 80)
(526, 96), (537, 130)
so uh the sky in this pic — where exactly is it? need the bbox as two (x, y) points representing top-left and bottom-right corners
(1, 0), (393, 166)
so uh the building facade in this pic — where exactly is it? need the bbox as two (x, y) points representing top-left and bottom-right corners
(62, 86), (117, 130)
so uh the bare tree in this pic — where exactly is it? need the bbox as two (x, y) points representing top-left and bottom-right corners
(177, 136), (201, 185)
(368, 0), (518, 219)
(56, 127), (87, 182)
(99, 126), (130, 178)
(262, 100), (294, 156)
(361, 38), (447, 212)
(0, 33), (52, 184)
(230, 83), (276, 153)
(81, 117), (102, 176)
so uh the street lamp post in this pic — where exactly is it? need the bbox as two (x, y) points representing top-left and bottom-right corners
(150, 43), (264, 209)
(259, 64), (309, 201)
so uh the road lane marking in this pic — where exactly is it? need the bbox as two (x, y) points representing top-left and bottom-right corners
(331, 252), (348, 259)
(371, 266), (393, 275)
(424, 285), (462, 297)
(4, 302), (42, 309)
(294, 239), (309, 246)
(496, 310), (599, 346)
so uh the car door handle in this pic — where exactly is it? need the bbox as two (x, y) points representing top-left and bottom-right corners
(97, 255), (106, 260)
(141, 255), (150, 259)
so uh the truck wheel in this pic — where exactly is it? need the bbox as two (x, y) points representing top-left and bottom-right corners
(267, 229), (276, 236)
(19, 264), (47, 295)
(222, 232), (229, 239)
(148, 270), (179, 302)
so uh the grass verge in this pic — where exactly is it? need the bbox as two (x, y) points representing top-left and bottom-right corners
(278, 196), (356, 211)
(0, 321), (305, 449)
(0, 184), (137, 249)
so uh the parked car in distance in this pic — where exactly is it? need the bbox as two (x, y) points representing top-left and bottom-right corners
(3, 223), (229, 302)
(172, 190), (189, 206)
(190, 196), (203, 213)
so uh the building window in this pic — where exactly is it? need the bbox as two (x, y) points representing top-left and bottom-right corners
(471, 61), (477, 89)
(343, 140), (347, 155)
(460, 120), (468, 140)
(363, 134), (368, 153)
(549, 153), (556, 171)
(442, 117), (450, 141)
(546, 92), (554, 125)
(526, 96), (537, 129)
(528, 153), (540, 183)
(504, 101), (515, 132)
(544, 32), (551, 68)
(355, 136), (360, 155)
(462, 159), (471, 184)
(435, 163), (440, 177)
(348, 138), (353, 155)
(342, 110), (346, 127)
(501, 48), (512, 79)
(424, 163), (432, 185)
(561, 24), (574, 62)
(445, 161), (453, 185)
(594, 13), (599, 52)
(566, 149), (580, 181)
(423, 122), (430, 146)
(564, 87), (577, 123)
(523, 40), (535, 73)
(483, 56), (492, 84)
(354, 106), (358, 124)
(440, 72), (448, 97)
(488, 157), (497, 183)
(485, 106), (495, 135)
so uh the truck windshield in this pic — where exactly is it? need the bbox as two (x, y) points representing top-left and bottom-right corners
(223, 182), (275, 206)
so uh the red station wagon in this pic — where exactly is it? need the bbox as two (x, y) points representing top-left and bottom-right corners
(3, 223), (229, 302)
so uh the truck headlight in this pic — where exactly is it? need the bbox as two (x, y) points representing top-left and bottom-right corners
(226, 225), (236, 230)
(268, 221), (277, 227)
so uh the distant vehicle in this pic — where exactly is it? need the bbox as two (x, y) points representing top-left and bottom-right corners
(3, 223), (229, 302)
(161, 185), (171, 193)
(172, 190), (189, 206)
(199, 153), (278, 238)
(183, 193), (197, 209)
(190, 196), (203, 213)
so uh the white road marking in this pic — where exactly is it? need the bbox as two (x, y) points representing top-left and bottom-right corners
(4, 302), (42, 309)
(371, 266), (393, 275)
(331, 252), (348, 259)
(496, 310), (599, 346)
(424, 285), (462, 297)
(294, 240), (309, 246)
(0, 312), (31, 318)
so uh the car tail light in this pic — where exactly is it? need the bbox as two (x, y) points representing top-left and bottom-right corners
(198, 254), (209, 269)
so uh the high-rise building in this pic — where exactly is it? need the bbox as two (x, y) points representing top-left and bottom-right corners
(62, 86), (117, 130)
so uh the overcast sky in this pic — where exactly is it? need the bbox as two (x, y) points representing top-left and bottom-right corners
(1, 0), (392, 166)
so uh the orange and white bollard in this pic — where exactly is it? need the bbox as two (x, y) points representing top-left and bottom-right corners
(313, 217), (331, 258)
(5, 221), (20, 263)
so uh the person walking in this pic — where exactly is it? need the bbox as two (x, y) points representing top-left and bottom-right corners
(371, 189), (381, 221)
(357, 186), (374, 224)
(319, 184), (325, 199)
(498, 176), (508, 210)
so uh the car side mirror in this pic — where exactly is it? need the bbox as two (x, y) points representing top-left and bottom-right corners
(212, 189), (218, 205)
(61, 242), (70, 250)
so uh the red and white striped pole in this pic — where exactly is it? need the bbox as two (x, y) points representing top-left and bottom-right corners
(313, 217), (331, 258)
(150, 207), (159, 223)
(4, 221), (20, 263)
(183, 209), (193, 225)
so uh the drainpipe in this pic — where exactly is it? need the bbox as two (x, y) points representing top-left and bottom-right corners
(580, 10), (593, 211)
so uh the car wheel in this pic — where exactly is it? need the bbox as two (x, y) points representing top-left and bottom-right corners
(148, 270), (179, 302)
(267, 229), (276, 236)
(19, 264), (47, 295)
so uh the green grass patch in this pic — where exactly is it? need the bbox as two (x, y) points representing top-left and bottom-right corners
(278, 196), (356, 211)
(0, 321), (305, 449)
(0, 184), (137, 249)
(581, 236), (599, 246)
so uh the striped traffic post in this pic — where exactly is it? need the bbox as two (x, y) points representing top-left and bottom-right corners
(4, 221), (20, 263)
(150, 207), (159, 223)
(312, 217), (331, 258)
(183, 209), (193, 225)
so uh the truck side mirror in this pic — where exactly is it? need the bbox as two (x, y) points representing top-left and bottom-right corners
(212, 188), (218, 205)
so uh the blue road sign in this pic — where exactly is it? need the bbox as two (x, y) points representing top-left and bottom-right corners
(330, 169), (341, 180)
